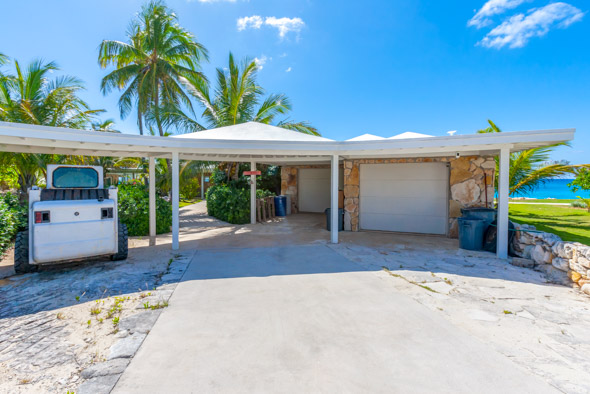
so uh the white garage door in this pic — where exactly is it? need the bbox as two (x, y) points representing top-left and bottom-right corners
(360, 163), (448, 234)
(298, 168), (331, 213)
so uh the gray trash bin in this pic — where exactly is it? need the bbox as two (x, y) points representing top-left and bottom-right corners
(325, 208), (344, 231)
(458, 218), (487, 251)
(461, 208), (497, 225)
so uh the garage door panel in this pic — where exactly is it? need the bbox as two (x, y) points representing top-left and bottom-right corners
(299, 169), (331, 213)
(362, 180), (447, 198)
(361, 196), (448, 216)
(361, 213), (448, 234)
(360, 163), (448, 235)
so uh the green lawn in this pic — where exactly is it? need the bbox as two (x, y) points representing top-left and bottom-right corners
(179, 199), (202, 208)
(509, 204), (590, 245)
(509, 199), (577, 204)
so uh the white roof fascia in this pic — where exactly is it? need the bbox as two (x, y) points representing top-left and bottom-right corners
(0, 121), (575, 159)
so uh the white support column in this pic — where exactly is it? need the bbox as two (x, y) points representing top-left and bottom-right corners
(250, 160), (257, 224)
(330, 154), (339, 244)
(497, 146), (510, 259)
(149, 157), (156, 246)
(172, 152), (180, 250)
(201, 172), (205, 200)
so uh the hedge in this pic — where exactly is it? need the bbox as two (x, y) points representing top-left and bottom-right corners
(206, 185), (275, 225)
(118, 184), (172, 236)
(0, 193), (27, 257)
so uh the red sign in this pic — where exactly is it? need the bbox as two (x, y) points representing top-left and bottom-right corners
(243, 171), (262, 176)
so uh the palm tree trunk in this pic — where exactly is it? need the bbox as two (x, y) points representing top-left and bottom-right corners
(138, 107), (144, 136)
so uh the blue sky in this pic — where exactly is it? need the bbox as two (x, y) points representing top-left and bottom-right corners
(1, 0), (588, 163)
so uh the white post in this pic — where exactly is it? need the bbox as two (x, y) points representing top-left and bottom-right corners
(201, 172), (205, 200)
(172, 152), (180, 250)
(149, 157), (156, 246)
(330, 154), (339, 244)
(250, 160), (257, 224)
(497, 146), (510, 259)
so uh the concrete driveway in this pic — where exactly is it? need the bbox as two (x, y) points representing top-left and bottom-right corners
(114, 244), (556, 394)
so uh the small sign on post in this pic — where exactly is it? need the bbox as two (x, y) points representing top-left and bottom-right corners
(243, 170), (262, 176)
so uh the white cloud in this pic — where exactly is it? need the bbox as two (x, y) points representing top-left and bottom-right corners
(254, 55), (268, 70)
(285, 67), (292, 72)
(479, 2), (584, 49)
(237, 15), (263, 31)
(468, 0), (530, 28)
(264, 17), (305, 38)
(236, 16), (305, 38)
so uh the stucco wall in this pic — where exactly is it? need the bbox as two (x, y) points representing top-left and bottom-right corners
(281, 155), (495, 237)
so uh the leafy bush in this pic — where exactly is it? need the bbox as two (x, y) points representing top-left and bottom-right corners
(118, 184), (172, 236)
(571, 200), (588, 208)
(206, 185), (250, 224)
(180, 177), (200, 200)
(205, 185), (276, 224)
(0, 192), (27, 257)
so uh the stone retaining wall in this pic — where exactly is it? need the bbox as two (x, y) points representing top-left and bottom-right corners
(343, 156), (495, 235)
(513, 224), (590, 294)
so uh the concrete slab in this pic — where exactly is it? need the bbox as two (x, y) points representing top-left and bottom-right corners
(114, 245), (556, 394)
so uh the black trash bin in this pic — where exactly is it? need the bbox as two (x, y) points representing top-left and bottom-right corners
(325, 208), (344, 231)
(458, 218), (487, 251)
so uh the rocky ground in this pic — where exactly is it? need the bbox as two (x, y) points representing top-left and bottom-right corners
(330, 242), (590, 394)
(0, 244), (194, 394)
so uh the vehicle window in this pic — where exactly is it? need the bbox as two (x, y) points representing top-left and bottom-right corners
(52, 167), (99, 188)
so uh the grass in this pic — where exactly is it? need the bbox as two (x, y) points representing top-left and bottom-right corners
(509, 199), (577, 204)
(179, 199), (201, 208)
(509, 204), (590, 245)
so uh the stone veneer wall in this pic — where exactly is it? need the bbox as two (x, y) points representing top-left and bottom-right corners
(342, 156), (496, 236)
(281, 156), (495, 237)
(513, 224), (590, 294)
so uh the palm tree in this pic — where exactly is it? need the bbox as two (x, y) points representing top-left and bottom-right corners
(91, 118), (120, 133)
(0, 57), (103, 194)
(162, 52), (318, 178)
(477, 120), (576, 196)
(98, 0), (208, 136)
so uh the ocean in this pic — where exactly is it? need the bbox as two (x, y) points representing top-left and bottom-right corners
(514, 179), (590, 200)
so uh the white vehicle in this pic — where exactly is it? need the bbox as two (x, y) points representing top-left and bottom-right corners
(13, 165), (128, 274)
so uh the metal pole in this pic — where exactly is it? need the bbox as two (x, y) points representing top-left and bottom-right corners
(331, 154), (339, 244)
(250, 160), (257, 224)
(201, 172), (204, 200)
(149, 157), (156, 246)
(497, 146), (510, 259)
(172, 152), (180, 250)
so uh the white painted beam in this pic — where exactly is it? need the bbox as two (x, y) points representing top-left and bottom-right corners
(497, 146), (510, 259)
(250, 160), (256, 224)
(331, 154), (339, 244)
(201, 172), (205, 200)
(149, 157), (156, 246)
(172, 152), (180, 250)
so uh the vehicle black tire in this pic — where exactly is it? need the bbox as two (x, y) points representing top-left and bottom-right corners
(111, 223), (128, 261)
(14, 231), (37, 274)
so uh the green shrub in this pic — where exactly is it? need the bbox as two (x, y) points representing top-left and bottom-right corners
(0, 192), (27, 257)
(206, 185), (276, 224)
(571, 200), (588, 208)
(180, 176), (200, 200)
(118, 184), (172, 236)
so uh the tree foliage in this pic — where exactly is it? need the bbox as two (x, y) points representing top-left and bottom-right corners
(477, 120), (577, 196)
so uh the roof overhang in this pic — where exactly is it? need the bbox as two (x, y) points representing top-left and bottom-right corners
(0, 121), (575, 165)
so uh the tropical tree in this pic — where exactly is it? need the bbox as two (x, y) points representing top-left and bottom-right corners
(568, 168), (590, 212)
(91, 118), (120, 133)
(98, 0), (208, 136)
(477, 120), (577, 196)
(0, 57), (103, 194)
(161, 52), (318, 178)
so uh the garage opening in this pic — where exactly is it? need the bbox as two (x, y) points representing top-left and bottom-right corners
(359, 163), (449, 235)
(298, 168), (343, 213)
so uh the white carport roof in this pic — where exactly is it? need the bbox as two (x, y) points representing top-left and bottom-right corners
(0, 120), (575, 165)
(389, 131), (434, 139)
(346, 134), (386, 141)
